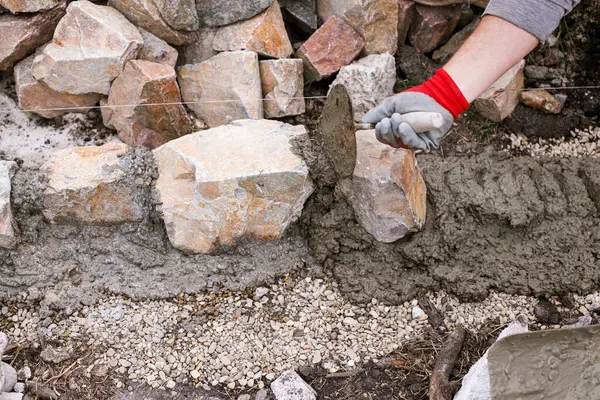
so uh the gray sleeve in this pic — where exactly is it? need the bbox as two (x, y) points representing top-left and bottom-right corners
(483, 0), (580, 42)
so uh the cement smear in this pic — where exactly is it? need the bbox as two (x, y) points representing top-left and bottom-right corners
(307, 150), (600, 304)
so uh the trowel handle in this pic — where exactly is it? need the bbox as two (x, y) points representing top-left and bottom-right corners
(356, 112), (444, 133)
(399, 112), (444, 133)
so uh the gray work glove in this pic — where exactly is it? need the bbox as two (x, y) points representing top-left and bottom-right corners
(361, 92), (454, 152)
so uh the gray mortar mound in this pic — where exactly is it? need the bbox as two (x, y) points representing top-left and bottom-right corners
(2, 144), (600, 309)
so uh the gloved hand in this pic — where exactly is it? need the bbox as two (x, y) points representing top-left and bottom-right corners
(362, 69), (469, 152)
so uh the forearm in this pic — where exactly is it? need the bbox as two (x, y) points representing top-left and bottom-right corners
(443, 15), (538, 103)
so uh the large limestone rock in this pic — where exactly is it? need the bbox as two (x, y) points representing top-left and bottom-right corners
(474, 60), (525, 122)
(138, 28), (178, 67)
(280, 0), (317, 33)
(350, 130), (426, 242)
(260, 59), (305, 118)
(154, 0), (198, 31)
(0, 162), (16, 250)
(15, 54), (102, 118)
(108, 0), (196, 45)
(153, 119), (314, 254)
(397, 0), (416, 46)
(331, 53), (395, 121)
(342, 0), (399, 55)
(196, 0), (274, 27)
(42, 143), (145, 224)
(271, 370), (317, 400)
(178, 51), (263, 128)
(0, 2), (65, 71)
(0, 0), (59, 13)
(102, 60), (191, 149)
(213, 1), (293, 59)
(295, 16), (364, 83)
(316, 0), (399, 54)
(32, 0), (143, 96)
(409, 4), (462, 53)
(1, 362), (17, 392)
(179, 27), (218, 65)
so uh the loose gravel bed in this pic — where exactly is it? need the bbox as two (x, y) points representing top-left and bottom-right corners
(506, 126), (600, 158)
(1, 276), (599, 394)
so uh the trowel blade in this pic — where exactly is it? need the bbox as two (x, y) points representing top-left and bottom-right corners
(488, 325), (600, 400)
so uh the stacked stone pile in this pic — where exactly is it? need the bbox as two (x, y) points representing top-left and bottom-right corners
(0, 331), (29, 400)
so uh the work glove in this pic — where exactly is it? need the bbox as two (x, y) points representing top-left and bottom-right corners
(362, 69), (469, 152)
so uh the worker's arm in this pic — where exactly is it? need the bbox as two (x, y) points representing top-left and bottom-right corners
(363, 0), (581, 151)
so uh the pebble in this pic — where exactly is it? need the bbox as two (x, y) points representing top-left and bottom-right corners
(506, 126), (600, 159)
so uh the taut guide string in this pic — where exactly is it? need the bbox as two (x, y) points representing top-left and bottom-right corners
(19, 86), (600, 113)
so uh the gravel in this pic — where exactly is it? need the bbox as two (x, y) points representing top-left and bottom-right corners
(1, 276), (599, 392)
(506, 126), (600, 158)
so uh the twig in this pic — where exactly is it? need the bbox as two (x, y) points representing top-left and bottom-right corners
(428, 326), (466, 400)
(325, 370), (360, 379)
(418, 294), (445, 330)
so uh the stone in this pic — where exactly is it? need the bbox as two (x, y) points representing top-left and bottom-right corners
(1, 362), (17, 392)
(315, 0), (358, 23)
(178, 51), (263, 128)
(474, 60), (525, 122)
(153, 119), (314, 254)
(396, 44), (437, 85)
(255, 389), (268, 400)
(137, 28), (178, 67)
(213, 1), (293, 59)
(108, 0), (196, 45)
(342, 0), (399, 55)
(154, 0), (198, 31)
(0, 162), (17, 250)
(16, 367), (31, 381)
(397, 0), (416, 46)
(280, 0), (317, 33)
(196, 0), (274, 27)
(0, 332), (7, 355)
(13, 382), (25, 393)
(0, 394), (23, 400)
(432, 16), (479, 64)
(455, 315), (528, 400)
(179, 27), (218, 65)
(14, 54), (102, 119)
(295, 16), (364, 83)
(103, 60), (191, 149)
(519, 89), (563, 114)
(42, 143), (145, 225)
(271, 370), (317, 400)
(260, 59), (305, 118)
(0, 0), (59, 13)
(350, 130), (426, 242)
(32, 0), (143, 95)
(0, 2), (65, 71)
(331, 53), (396, 122)
(533, 299), (561, 324)
(408, 4), (462, 53)
(411, 306), (424, 319)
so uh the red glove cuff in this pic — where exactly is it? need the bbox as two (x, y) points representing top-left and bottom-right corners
(405, 69), (469, 119)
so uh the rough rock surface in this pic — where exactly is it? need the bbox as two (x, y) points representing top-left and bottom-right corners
(137, 28), (178, 67)
(295, 16), (364, 83)
(179, 27), (218, 65)
(331, 53), (395, 121)
(14, 54), (102, 118)
(0, 162), (16, 250)
(32, 0), (143, 95)
(454, 315), (529, 400)
(474, 60), (525, 122)
(108, 0), (195, 45)
(280, 0), (317, 32)
(153, 119), (314, 254)
(103, 60), (190, 149)
(0, 0), (59, 13)
(396, 44), (437, 85)
(1, 362), (17, 392)
(315, 0), (357, 23)
(178, 51), (263, 128)
(348, 130), (426, 242)
(154, 0), (198, 31)
(0, 2), (65, 71)
(306, 151), (600, 304)
(397, 0), (416, 46)
(260, 59), (305, 118)
(271, 370), (317, 400)
(196, 0), (274, 27)
(42, 143), (146, 225)
(213, 1), (293, 59)
(409, 4), (462, 53)
(432, 16), (479, 64)
(519, 89), (563, 114)
(342, 0), (399, 55)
